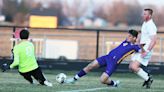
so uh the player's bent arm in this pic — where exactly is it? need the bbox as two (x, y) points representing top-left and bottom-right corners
(136, 44), (145, 54)
(147, 35), (157, 51)
(10, 50), (19, 69)
(140, 46), (145, 53)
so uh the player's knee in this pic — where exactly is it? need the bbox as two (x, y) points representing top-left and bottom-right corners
(129, 63), (138, 72)
(100, 78), (106, 84)
(129, 64), (133, 70)
(100, 78), (107, 84)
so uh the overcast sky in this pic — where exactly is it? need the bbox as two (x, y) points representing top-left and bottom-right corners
(34, 0), (164, 8)
(95, 0), (164, 7)
(138, 0), (164, 6)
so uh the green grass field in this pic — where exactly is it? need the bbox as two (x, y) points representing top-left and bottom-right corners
(0, 70), (164, 92)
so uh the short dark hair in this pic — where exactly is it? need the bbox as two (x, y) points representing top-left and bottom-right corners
(144, 8), (153, 15)
(20, 29), (29, 39)
(128, 29), (138, 38)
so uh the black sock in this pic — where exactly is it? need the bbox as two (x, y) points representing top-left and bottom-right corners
(77, 69), (87, 77)
(107, 80), (114, 86)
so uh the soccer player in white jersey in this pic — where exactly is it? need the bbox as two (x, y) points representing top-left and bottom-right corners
(129, 8), (157, 89)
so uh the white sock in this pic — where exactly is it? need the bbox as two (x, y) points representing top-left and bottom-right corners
(74, 74), (80, 80)
(136, 68), (149, 81)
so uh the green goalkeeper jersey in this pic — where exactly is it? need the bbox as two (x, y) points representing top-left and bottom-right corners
(10, 40), (38, 73)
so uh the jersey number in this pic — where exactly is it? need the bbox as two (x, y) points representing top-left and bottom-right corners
(26, 46), (33, 57)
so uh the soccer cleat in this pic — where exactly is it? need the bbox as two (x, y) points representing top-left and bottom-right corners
(142, 80), (147, 87)
(113, 80), (120, 87)
(64, 78), (76, 84)
(142, 75), (153, 88)
(146, 77), (153, 89)
(44, 81), (53, 87)
(1, 63), (10, 72)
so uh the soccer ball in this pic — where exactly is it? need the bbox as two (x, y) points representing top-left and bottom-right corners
(56, 73), (67, 83)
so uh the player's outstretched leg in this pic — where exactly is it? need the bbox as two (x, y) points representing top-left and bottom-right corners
(65, 69), (86, 84)
(129, 61), (153, 88)
(65, 60), (100, 84)
(19, 72), (33, 84)
(32, 67), (53, 87)
(100, 72), (120, 87)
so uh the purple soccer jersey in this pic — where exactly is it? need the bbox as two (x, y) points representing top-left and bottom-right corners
(97, 40), (141, 76)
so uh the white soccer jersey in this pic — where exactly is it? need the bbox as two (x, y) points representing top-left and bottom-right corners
(140, 19), (157, 46)
(131, 19), (157, 66)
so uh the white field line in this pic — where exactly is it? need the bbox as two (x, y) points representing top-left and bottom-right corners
(57, 87), (110, 92)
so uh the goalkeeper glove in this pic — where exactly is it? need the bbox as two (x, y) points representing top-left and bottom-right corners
(1, 63), (10, 72)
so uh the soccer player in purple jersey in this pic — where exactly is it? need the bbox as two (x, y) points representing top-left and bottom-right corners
(64, 29), (145, 87)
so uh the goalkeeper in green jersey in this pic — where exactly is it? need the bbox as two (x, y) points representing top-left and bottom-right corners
(2, 29), (52, 87)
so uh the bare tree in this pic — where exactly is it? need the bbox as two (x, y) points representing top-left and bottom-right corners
(62, 0), (90, 26)
(126, 3), (142, 26)
(94, 1), (129, 26)
(2, 0), (29, 25)
(150, 6), (164, 27)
